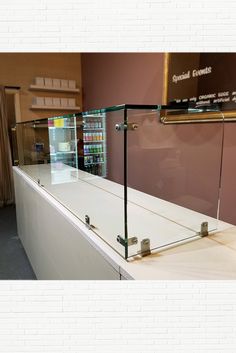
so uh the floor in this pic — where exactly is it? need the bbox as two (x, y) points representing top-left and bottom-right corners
(0, 205), (36, 279)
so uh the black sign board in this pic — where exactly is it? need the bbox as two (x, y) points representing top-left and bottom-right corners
(164, 53), (236, 122)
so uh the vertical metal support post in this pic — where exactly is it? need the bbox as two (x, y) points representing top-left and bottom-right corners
(124, 108), (128, 259)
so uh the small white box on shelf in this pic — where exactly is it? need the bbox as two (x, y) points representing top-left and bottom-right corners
(45, 97), (53, 106)
(33, 96), (44, 106)
(52, 98), (60, 106)
(35, 77), (44, 86)
(60, 79), (68, 89)
(68, 98), (76, 107)
(44, 77), (53, 87)
(52, 79), (60, 88)
(58, 142), (71, 152)
(68, 80), (76, 89)
(60, 98), (68, 107)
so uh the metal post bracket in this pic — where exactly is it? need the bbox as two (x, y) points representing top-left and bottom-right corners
(115, 122), (138, 131)
(85, 214), (96, 230)
(117, 235), (138, 247)
(138, 238), (151, 257)
(199, 222), (208, 237)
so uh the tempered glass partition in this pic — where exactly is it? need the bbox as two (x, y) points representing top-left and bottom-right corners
(17, 110), (126, 258)
(16, 118), (49, 182)
(125, 105), (225, 258)
(16, 104), (225, 260)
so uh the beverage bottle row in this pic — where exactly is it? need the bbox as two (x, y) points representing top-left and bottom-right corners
(84, 144), (103, 154)
(83, 132), (103, 141)
(84, 164), (103, 176)
(83, 119), (102, 129)
(84, 155), (104, 164)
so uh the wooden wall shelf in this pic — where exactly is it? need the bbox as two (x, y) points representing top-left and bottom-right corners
(30, 105), (80, 111)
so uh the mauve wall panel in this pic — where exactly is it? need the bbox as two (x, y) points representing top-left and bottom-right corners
(81, 53), (236, 226)
(81, 53), (164, 110)
(219, 123), (236, 224)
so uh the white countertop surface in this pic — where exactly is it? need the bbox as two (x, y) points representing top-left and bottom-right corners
(15, 164), (236, 279)
(120, 227), (236, 279)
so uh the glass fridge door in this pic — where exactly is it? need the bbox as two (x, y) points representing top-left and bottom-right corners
(80, 112), (107, 177)
(48, 115), (78, 168)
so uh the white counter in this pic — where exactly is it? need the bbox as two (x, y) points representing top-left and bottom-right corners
(13, 165), (236, 279)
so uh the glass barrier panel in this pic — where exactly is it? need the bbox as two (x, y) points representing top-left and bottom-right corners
(36, 110), (126, 259)
(46, 115), (78, 185)
(16, 104), (225, 261)
(10, 126), (19, 166)
(17, 119), (49, 183)
(126, 107), (225, 258)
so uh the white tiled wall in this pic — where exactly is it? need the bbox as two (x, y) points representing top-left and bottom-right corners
(1, 0), (236, 352)
(1, 281), (236, 352)
(0, 0), (234, 51)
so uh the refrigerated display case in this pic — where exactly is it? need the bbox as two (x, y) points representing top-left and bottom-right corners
(80, 112), (107, 177)
(16, 113), (107, 178)
(48, 115), (78, 169)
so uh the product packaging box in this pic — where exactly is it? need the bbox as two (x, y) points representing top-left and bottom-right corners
(54, 118), (64, 128)
(68, 98), (76, 107)
(35, 77), (44, 86)
(33, 97), (44, 106)
(60, 79), (68, 89)
(45, 97), (53, 106)
(60, 98), (68, 107)
(44, 77), (53, 87)
(52, 97), (60, 106)
(52, 78), (61, 88)
(68, 80), (76, 89)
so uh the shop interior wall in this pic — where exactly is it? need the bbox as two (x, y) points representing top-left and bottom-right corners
(81, 53), (164, 110)
(0, 53), (82, 169)
(81, 53), (236, 226)
(0, 53), (82, 123)
(219, 124), (236, 224)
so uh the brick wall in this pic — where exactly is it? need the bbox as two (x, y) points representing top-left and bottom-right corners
(0, 0), (234, 51)
(1, 281), (236, 352)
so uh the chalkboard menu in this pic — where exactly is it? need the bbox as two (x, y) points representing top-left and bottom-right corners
(164, 53), (236, 122)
